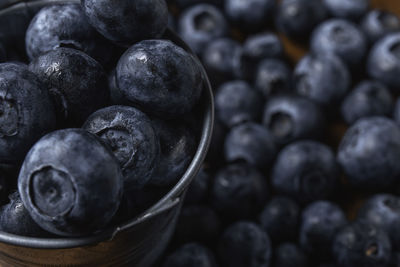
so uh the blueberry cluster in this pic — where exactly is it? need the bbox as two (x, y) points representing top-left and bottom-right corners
(162, 0), (400, 266)
(0, 0), (204, 238)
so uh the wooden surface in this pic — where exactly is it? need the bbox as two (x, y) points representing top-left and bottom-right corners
(283, 0), (400, 63)
(372, 0), (400, 14)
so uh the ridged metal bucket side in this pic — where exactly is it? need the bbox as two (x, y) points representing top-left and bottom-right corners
(0, 199), (182, 267)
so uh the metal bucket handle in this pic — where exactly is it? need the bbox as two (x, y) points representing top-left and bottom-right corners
(0, 0), (214, 249)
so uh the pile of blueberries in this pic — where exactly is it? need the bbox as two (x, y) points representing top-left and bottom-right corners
(161, 0), (400, 267)
(0, 0), (205, 238)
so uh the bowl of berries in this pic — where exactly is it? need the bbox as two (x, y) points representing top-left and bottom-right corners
(0, 0), (213, 266)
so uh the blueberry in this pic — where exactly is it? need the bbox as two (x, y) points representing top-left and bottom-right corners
(272, 141), (338, 203)
(29, 47), (109, 126)
(341, 80), (393, 125)
(18, 129), (123, 236)
(259, 196), (300, 243)
(323, 0), (370, 21)
(0, 63), (56, 166)
(367, 33), (400, 89)
(0, 192), (49, 237)
(202, 38), (242, 85)
(240, 32), (284, 81)
(81, 0), (168, 46)
(83, 105), (159, 190)
(358, 194), (400, 250)
(224, 0), (275, 32)
(185, 167), (210, 205)
(333, 221), (392, 267)
(311, 19), (367, 67)
(274, 243), (308, 267)
(116, 40), (203, 118)
(361, 9), (400, 45)
(25, 4), (115, 66)
(276, 0), (327, 41)
(224, 122), (277, 169)
(163, 243), (217, 267)
(254, 59), (292, 97)
(178, 4), (228, 55)
(218, 221), (271, 267)
(294, 53), (351, 107)
(180, 108), (204, 140)
(211, 163), (268, 221)
(149, 118), (196, 186)
(337, 116), (400, 188)
(262, 94), (325, 145)
(300, 201), (347, 259)
(174, 205), (221, 245)
(215, 80), (264, 128)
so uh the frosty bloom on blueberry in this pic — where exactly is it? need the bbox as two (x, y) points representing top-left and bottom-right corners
(116, 40), (203, 118)
(0, 63), (56, 167)
(29, 47), (109, 126)
(18, 129), (123, 236)
(81, 0), (168, 46)
(83, 105), (160, 190)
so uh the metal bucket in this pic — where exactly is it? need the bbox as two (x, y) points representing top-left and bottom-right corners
(0, 0), (214, 266)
